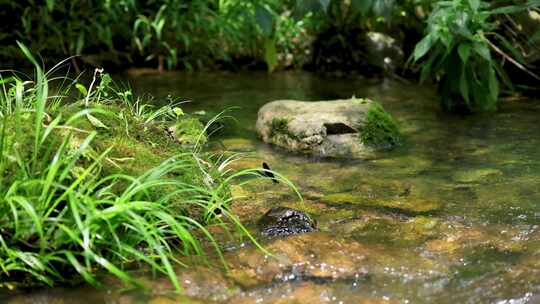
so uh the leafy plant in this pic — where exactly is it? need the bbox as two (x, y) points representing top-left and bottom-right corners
(134, 4), (177, 71)
(411, 0), (539, 112)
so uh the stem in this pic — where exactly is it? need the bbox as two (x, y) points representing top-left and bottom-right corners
(85, 68), (104, 107)
(486, 38), (540, 81)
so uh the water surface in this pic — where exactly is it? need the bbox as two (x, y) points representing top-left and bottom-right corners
(5, 71), (540, 303)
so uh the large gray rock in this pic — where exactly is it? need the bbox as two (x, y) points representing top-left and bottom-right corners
(255, 98), (400, 158)
(365, 32), (404, 73)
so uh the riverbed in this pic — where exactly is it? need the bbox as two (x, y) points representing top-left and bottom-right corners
(5, 71), (540, 303)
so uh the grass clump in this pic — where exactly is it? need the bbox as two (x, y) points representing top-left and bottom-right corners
(169, 117), (208, 147)
(0, 44), (300, 291)
(360, 102), (401, 148)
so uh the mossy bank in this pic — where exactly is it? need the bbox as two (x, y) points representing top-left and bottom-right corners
(0, 54), (257, 291)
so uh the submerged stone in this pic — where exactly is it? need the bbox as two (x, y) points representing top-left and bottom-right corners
(322, 192), (442, 214)
(258, 207), (317, 237)
(452, 168), (503, 183)
(365, 32), (404, 73)
(225, 232), (447, 288)
(255, 98), (400, 158)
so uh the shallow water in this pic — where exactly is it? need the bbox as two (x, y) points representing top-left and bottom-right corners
(4, 71), (540, 303)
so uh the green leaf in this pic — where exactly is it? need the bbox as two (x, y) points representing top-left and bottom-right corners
(413, 33), (436, 62)
(473, 42), (491, 61)
(489, 5), (528, 15)
(87, 114), (109, 129)
(255, 4), (274, 37)
(468, 0), (480, 11)
(419, 51), (438, 83)
(264, 38), (278, 72)
(173, 107), (184, 117)
(457, 43), (471, 64)
(75, 83), (88, 97)
(488, 65), (499, 105)
(46, 0), (55, 11)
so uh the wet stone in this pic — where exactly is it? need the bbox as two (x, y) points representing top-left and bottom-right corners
(258, 207), (317, 237)
(452, 168), (503, 183)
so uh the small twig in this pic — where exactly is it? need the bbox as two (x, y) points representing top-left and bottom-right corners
(85, 68), (104, 107)
(486, 38), (540, 81)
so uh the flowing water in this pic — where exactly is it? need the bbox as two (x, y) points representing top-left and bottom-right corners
(5, 72), (540, 303)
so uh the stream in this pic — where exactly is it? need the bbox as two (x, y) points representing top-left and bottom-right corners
(5, 71), (540, 303)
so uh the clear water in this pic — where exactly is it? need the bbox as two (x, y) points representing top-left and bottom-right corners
(4, 71), (540, 303)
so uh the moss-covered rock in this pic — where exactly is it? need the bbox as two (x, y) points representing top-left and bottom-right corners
(256, 98), (401, 158)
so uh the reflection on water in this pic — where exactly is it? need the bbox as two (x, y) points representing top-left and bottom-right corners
(4, 71), (540, 303)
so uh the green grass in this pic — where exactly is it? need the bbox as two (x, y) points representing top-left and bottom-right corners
(0, 44), (300, 291)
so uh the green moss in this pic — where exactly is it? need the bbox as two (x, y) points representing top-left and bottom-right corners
(322, 192), (442, 215)
(1, 102), (209, 192)
(268, 117), (291, 138)
(360, 102), (401, 148)
(171, 117), (207, 146)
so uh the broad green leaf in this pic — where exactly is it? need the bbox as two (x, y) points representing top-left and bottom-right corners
(489, 5), (529, 15)
(413, 34), (436, 61)
(457, 43), (471, 64)
(264, 38), (278, 72)
(419, 51), (438, 83)
(473, 42), (491, 61)
(488, 65), (499, 105)
(255, 4), (273, 37)
(468, 0), (480, 11)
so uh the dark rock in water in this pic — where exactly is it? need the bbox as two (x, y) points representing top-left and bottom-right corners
(258, 207), (316, 237)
